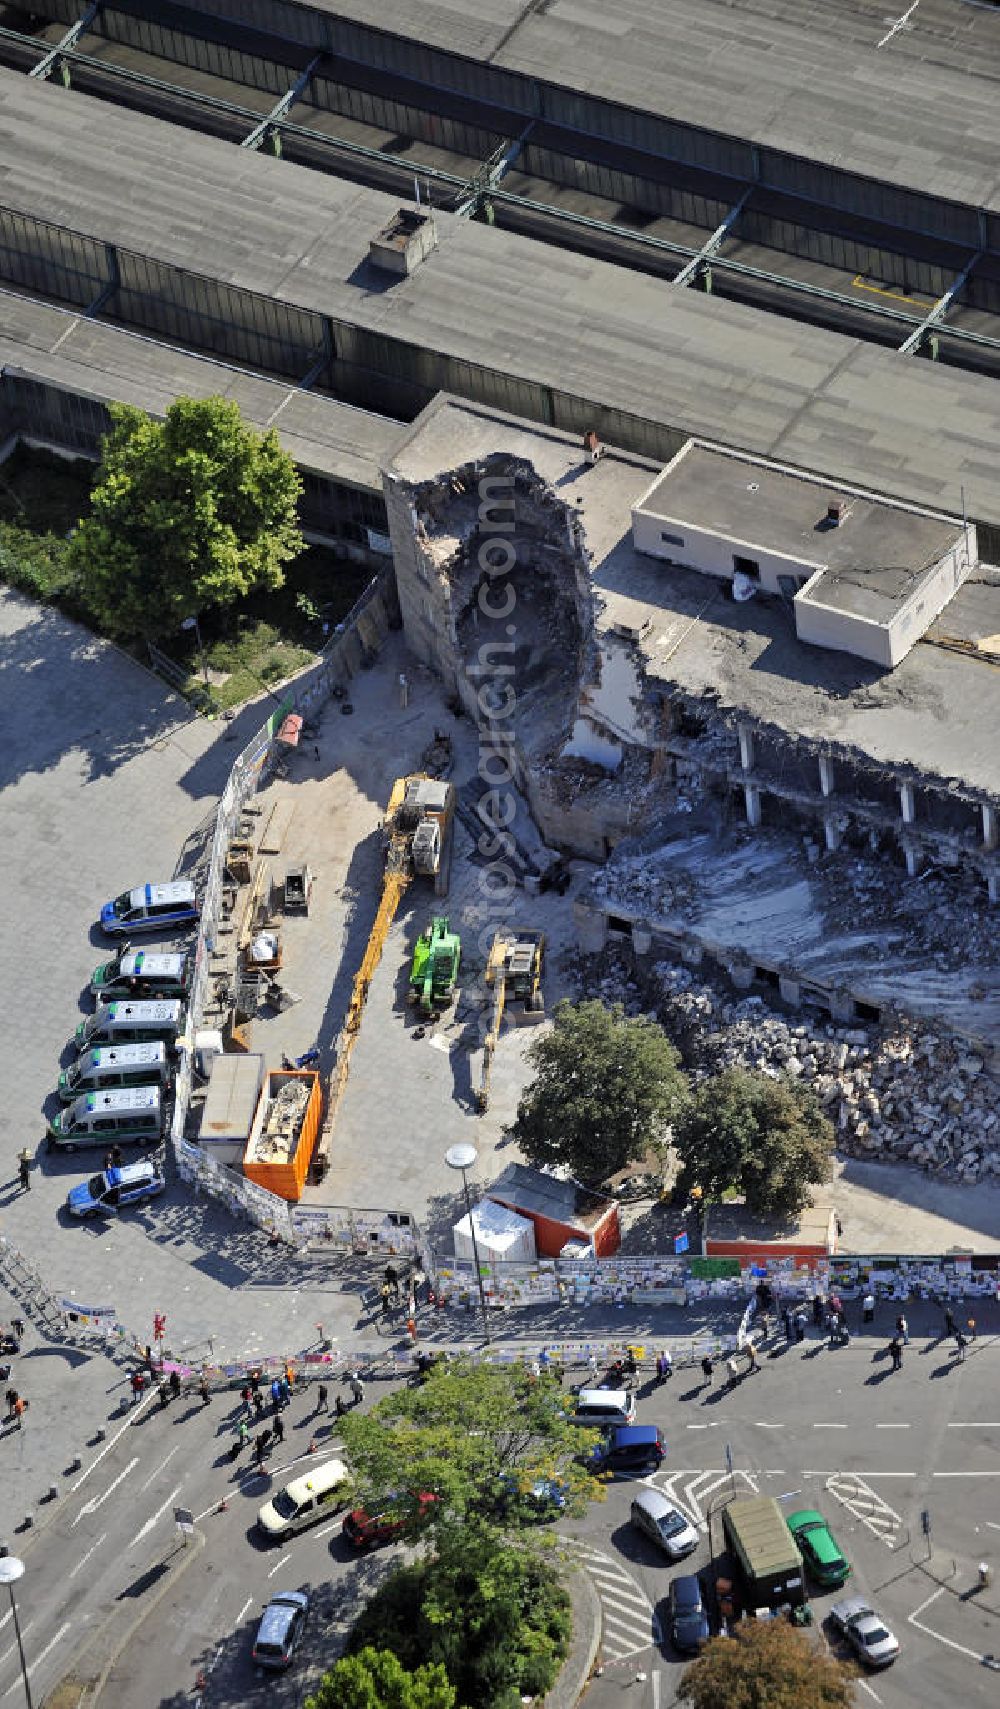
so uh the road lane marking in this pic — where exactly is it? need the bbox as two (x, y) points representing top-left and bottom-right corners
(69, 1533), (108, 1579)
(2, 1623), (71, 1698)
(875, 1423), (910, 1429)
(129, 1484), (184, 1549)
(908, 1586), (985, 1662)
(70, 1400), (152, 1492)
(71, 1458), (139, 1525)
(947, 1422), (1000, 1428)
(812, 1422), (847, 1429)
(755, 1422), (783, 1429)
(858, 1681), (882, 1704)
(267, 1552), (292, 1580)
(138, 1443), (182, 1494)
(236, 1597), (253, 1625)
(933, 1471), (1000, 1477)
(315, 1520), (341, 1538)
(0, 1625), (34, 1670)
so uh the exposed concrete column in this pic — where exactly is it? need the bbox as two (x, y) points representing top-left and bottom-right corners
(574, 900), (608, 953)
(824, 816), (842, 852)
(729, 963), (755, 991)
(899, 781), (916, 824)
(983, 804), (999, 850)
(818, 754), (836, 797)
(738, 723), (755, 773)
(744, 782), (762, 828)
(989, 873), (1000, 905)
(903, 842), (921, 878)
(779, 975), (801, 1007)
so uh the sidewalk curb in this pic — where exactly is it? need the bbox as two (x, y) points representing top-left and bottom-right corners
(545, 1562), (603, 1709)
(43, 1526), (206, 1708)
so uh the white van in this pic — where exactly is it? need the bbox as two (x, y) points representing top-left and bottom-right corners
(58, 1041), (172, 1103)
(48, 1085), (164, 1152)
(570, 1388), (637, 1429)
(257, 1459), (349, 1542)
(74, 999), (184, 1052)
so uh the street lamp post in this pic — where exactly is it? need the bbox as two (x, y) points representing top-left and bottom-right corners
(0, 1557), (33, 1709)
(445, 1143), (491, 1345)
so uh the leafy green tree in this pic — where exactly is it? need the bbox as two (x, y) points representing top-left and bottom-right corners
(305, 1646), (456, 1709)
(349, 1526), (571, 1709)
(68, 396), (303, 639)
(673, 1067), (833, 1218)
(505, 999), (688, 1183)
(680, 1619), (854, 1708)
(338, 1356), (601, 1529)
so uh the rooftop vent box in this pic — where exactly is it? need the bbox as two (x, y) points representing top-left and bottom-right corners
(369, 208), (437, 276)
(825, 498), (848, 526)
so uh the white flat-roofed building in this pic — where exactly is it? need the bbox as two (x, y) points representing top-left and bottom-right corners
(632, 443), (976, 669)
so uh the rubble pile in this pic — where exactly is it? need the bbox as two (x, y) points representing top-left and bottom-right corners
(583, 955), (1000, 1186)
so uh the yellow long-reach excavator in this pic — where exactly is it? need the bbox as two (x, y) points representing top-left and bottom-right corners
(476, 928), (546, 1114)
(311, 775), (455, 1179)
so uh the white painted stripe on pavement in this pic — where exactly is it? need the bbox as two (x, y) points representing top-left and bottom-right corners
(908, 1587), (985, 1662)
(71, 1399), (152, 1491)
(813, 1422), (847, 1429)
(69, 1533), (108, 1579)
(71, 1458), (139, 1525)
(875, 1423), (910, 1429)
(0, 1625), (34, 1670)
(236, 1598), (253, 1626)
(599, 1588), (654, 1618)
(2, 1623), (71, 1698)
(314, 1520), (341, 1539)
(267, 1552), (292, 1580)
(947, 1422), (1000, 1428)
(933, 1471), (1000, 1477)
(138, 1443), (183, 1494)
(129, 1485), (184, 1549)
(858, 1680), (882, 1703)
(755, 1422), (783, 1429)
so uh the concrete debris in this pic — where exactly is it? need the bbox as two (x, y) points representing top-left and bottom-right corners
(580, 953), (1000, 1187)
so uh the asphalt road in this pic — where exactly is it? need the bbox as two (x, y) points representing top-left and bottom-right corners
(11, 1324), (998, 1709)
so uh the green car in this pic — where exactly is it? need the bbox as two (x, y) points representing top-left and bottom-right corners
(787, 1509), (851, 1589)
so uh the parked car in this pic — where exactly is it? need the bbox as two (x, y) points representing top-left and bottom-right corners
(630, 1489), (699, 1559)
(342, 1491), (439, 1550)
(257, 1460), (349, 1542)
(787, 1509), (851, 1588)
(100, 881), (199, 936)
(586, 1424), (666, 1476)
(251, 1591), (309, 1670)
(497, 1473), (568, 1519)
(90, 949), (189, 1003)
(667, 1573), (710, 1654)
(829, 1596), (900, 1668)
(65, 1161), (166, 1219)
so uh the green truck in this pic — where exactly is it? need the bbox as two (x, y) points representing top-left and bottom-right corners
(409, 917), (461, 1016)
(721, 1497), (805, 1612)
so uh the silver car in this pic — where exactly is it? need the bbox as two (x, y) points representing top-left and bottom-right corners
(829, 1596), (900, 1668)
(630, 1489), (699, 1559)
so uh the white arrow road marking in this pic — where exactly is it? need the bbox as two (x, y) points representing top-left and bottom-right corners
(908, 1587), (986, 1662)
(69, 1533), (108, 1579)
(825, 1474), (902, 1546)
(574, 1544), (659, 1660)
(71, 1458), (139, 1526)
(129, 1485), (184, 1549)
(2, 1623), (70, 1698)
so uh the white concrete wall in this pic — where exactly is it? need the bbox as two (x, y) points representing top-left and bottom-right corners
(632, 506), (822, 595)
(793, 573), (893, 667)
(886, 529), (977, 666)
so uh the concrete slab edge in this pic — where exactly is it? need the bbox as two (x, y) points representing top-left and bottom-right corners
(42, 1527), (206, 1709)
(544, 1559), (603, 1709)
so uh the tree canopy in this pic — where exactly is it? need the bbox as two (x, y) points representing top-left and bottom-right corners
(337, 1356), (601, 1529)
(505, 999), (688, 1184)
(305, 1646), (456, 1709)
(673, 1067), (834, 1218)
(69, 396), (303, 639)
(680, 1619), (854, 1709)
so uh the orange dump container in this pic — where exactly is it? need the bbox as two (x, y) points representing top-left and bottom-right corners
(242, 1069), (322, 1202)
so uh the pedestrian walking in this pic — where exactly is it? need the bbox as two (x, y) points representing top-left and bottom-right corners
(656, 1351), (673, 1384)
(783, 1308), (793, 1344)
(943, 1305), (956, 1338)
(253, 1390), (265, 1420)
(10, 1319), (23, 1342)
(5, 1387), (18, 1416)
(862, 1290), (875, 1324)
(335, 1392), (346, 1418)
(747, 1341), (760, 1371)
(623, 1348), (638, 1379)
(812, 1293), (824, 1328)
(895, 1314), (909, 1345)
(350, 1373), (365, 1405)
(199, 1376), (211, 1407)
(283, 1362), (295, 1390)
(270, 1378), (282, 1413)
(254, 1432), (268, 1466)
(316, 1383), (329, 1413)
(966, 1317), (977, 1343)
(279, 1377), (291, 1407)
(158, 1382), (169, 1409)
(700, 1355), (714, 1386)
(954, 1331), (968, 1362)
(238, 1419), (249, 1449)
(384, 1262), (400, 1300)
(130, 1370), (146, 1405)
(169, 1369), (181, 1400)
(241, 1383), (252, 1412)
(406, 1315), (418, 1344)
(380, 1282), (393, 1316)
(12, 1396), (25, 1425)
(726, 1357), (740, 1386)
(17, 1150), (31, 1192)
(889, 1337), (903, 1371)
(794, 1311), (807, 1343)
(587, 1352), (599, 1378)
(110, 1145), (124, 1168)
(273, 1414), (285, 1445)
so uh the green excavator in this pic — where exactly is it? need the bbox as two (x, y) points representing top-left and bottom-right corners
(409, 916), (461, 1017)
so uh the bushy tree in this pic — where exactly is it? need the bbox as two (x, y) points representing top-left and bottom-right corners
(506, 999), (688, 1184)
(680, 1619), (854, 1708)
(305, 1646), (455, 1709)
(349, 1526), (571, 1709)
(69, 396), (302, 638)
(338, 1356), (601, 1528)
(673, 1067), (833, 1218)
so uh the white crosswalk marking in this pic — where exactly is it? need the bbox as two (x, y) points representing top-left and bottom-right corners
(649, 1468), (759, 1529)
(573, 1544), (660, 1661)
(825, 1473), (904, 1546)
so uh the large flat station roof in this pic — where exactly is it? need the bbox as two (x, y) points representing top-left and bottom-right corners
(310, 0), (1000, 213)
(5, 70), (1000, 525)
(0, 290), (400, 491)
